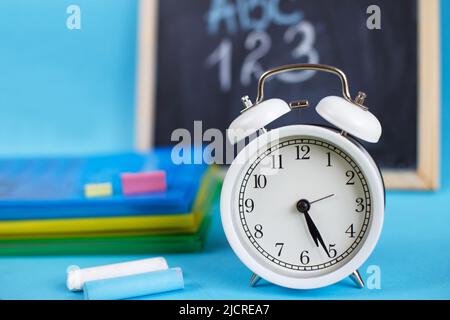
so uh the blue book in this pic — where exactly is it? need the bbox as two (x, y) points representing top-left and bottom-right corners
(0, 148), (208, 220)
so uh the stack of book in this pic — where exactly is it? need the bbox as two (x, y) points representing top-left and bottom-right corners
(0, 148), (221, 255)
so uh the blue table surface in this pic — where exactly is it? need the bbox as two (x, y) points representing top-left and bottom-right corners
(1, 186), (450, 300)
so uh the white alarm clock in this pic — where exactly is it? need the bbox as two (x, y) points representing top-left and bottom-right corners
(221, 64), (385, 289)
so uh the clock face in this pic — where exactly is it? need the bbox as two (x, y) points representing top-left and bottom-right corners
(233, 136), (372, 278)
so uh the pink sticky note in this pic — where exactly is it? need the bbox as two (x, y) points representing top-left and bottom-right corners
(121, 171), (167, 195)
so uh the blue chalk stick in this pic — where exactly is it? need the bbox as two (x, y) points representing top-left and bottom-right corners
(83, 268), (184, 300)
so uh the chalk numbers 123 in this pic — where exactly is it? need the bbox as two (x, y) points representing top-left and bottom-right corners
(206, 21), (319, 92)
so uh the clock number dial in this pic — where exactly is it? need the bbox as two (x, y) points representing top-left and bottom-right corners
(272, 154), (283, 169)
(346, 170), (355, 185)
(300, 250), (310, 265)
(345, 224), (356, 238)
(254, 224), (264, 239)
(296, 145), (311, 160)
(275, 242), (284, 256)
(244, 198), (254, 213)
(355, 198), (365, 213)
(328, 244), (337, 258)
(237, 138), (371, 274)
(253, 174), (267, 189)
(326, 152), (332, 167)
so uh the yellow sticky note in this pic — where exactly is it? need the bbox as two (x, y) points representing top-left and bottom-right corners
(84, 183), (113, 198)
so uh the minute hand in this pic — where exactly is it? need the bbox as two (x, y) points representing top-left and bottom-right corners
(303, 211), (330, 257)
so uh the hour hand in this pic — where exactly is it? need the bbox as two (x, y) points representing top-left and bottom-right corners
(304, 211), (330, 257)
(297, 199), (330, 257)
(303, 211), (319, 247)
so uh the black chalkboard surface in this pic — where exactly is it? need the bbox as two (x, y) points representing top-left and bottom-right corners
(154, 0), (418, 170)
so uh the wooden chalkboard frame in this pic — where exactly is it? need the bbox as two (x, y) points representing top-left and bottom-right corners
(135, 0), (440, 190)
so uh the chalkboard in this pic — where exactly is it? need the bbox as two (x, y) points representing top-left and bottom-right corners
(139, 0), (440, 189)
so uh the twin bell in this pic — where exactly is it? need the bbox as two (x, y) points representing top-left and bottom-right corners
(227, 93), (382, 145)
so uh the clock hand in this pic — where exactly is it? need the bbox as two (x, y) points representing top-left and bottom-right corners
(296, 199), (330, 257)
(302, 210), (320, 247)
(310, 194), (335, 205)
(304, 211), (330, 257)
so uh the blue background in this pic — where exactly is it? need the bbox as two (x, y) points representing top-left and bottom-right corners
(0, 0), (449, 299)
(0, 0), (137, 156)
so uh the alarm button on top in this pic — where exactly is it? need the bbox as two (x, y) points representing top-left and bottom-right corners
(227, 98), (291, 145)
(316, 96), (382, 143)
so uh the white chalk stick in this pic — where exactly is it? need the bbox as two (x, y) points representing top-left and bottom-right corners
(66, 257), (169, 291)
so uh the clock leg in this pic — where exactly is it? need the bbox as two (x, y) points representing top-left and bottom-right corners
(349, 270), (365, 288)
(249, 273), (262, 287)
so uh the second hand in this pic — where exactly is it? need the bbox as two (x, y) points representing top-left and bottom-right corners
(310, 194), (335, 205)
